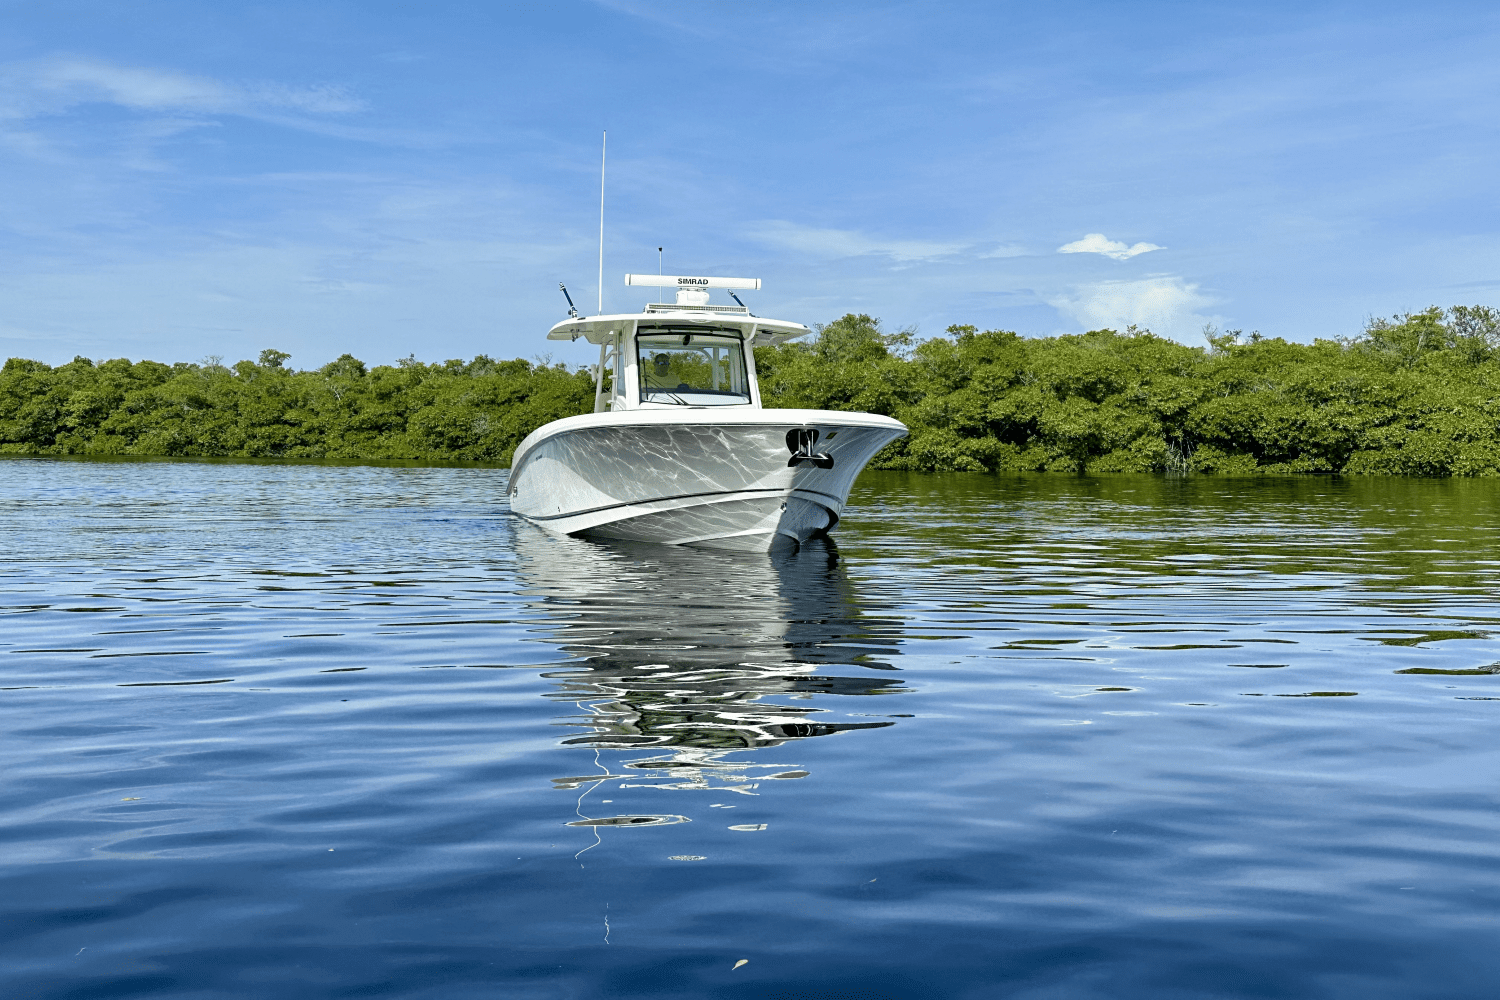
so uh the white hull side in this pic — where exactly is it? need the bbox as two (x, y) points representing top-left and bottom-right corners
(574, 491), (833, 551)
(508, 410), (906, 551)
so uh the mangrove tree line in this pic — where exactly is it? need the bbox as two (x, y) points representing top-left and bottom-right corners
(3, 305), (1499, 475)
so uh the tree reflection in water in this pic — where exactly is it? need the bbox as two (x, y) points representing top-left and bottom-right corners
(512, 527), (906, 799)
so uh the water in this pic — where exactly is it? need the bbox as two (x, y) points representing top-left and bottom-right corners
(4, 458), (1500, 999)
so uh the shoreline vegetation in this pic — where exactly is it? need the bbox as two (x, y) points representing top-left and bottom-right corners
(4, 306), (1498, 476)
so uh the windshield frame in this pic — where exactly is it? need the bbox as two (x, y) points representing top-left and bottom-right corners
(634, 327), (752, 407)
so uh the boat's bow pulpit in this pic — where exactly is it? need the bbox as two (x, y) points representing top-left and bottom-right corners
(546, 275), (812, 414)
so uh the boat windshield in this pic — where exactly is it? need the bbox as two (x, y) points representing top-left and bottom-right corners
(637, 331), (751, 406)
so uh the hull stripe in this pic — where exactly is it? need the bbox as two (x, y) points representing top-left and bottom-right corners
(517, 486), (843, 522)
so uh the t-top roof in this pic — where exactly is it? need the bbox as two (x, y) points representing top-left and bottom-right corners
(547, 309), (811, 346)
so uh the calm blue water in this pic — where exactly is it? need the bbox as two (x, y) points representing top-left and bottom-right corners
(4, 458), (1500, 999)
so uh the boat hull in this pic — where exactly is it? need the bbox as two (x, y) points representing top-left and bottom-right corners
(507, 410), (907, 551)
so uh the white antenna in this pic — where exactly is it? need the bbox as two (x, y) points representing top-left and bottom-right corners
(625, 274), (761, 309)
(624, 275), (761, 289)
(597, 131), (606, 315)
(657, 246), (662, 305)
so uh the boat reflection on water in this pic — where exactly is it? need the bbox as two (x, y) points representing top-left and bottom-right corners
(512, 525), (906, 804)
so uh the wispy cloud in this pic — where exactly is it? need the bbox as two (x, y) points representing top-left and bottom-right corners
(587, 0), (717, 37)
(1057, 233), (1164, 260)
(0, 57), (363, 120)
(746, 220), (968, 262)
(978, 244), (1029, 259)
(0, 57), (444, 155)
(1047, 275), (1214, 340)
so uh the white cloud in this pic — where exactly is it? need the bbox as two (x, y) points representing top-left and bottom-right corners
(0, 57), (363, 120)
(1047, 275), (1215, 341)
(746, 220), (966, 262)
(1057, 232), (1164, 260)
(978, 243), (1029, 259)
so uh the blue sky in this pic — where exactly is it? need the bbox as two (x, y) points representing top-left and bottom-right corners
(2, 1), (1498, 369)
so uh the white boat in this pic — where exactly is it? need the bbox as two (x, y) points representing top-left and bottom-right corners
(507, 274), (908, 551)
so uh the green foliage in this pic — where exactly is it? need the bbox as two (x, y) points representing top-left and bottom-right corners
(0, 351), (593, 464)
(4, 303), (1499, 474)
(756, 308), (1500, 476)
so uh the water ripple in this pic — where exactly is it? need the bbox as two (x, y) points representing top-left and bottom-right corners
(3, 459), (1500, 998)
